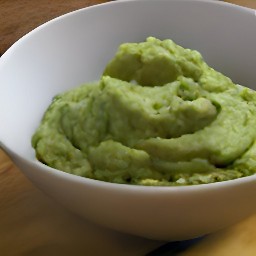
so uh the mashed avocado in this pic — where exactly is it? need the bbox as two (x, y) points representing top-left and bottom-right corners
(32, 37), (256, 186)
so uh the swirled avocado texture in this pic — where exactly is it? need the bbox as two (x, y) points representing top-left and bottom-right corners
(32, 37), (256, 185)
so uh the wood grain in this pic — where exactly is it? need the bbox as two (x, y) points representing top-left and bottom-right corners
(0, 0), (107, 56)
(0, 150), (161, 255)
(225, 0), (256, 8)
(182, 215), (256, 256)
(0, 0), (256, 255)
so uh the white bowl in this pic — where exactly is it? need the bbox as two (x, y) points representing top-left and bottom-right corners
(0, 0), (256, 241)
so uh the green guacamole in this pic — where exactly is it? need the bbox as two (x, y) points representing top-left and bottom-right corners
(32, 37), (256, 186)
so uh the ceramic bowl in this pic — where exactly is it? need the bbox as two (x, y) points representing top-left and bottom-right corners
(0, 0), (256, 240)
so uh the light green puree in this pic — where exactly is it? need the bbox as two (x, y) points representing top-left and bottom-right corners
(32, 37), (256, 186)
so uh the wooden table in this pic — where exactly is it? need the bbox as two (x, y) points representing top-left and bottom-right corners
(0, 1), (256, 255)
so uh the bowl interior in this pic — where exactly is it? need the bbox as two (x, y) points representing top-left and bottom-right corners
(0, 0), (256, 160)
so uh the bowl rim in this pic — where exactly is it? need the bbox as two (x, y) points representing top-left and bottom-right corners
(0, 0), (255, 62)
(24, 146), (256, 192)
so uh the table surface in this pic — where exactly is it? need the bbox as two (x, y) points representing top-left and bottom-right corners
(1, 0), (256, 255)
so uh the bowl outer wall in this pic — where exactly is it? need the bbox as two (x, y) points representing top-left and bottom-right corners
(7, 149), (256, 241)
